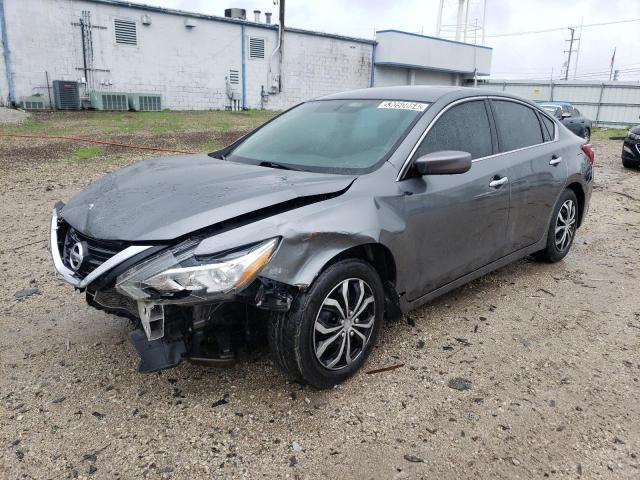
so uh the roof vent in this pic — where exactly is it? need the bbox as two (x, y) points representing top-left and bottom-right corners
(253, 10), (261, 22)
(265, 12), (272, 24)
(224, 8), (246, 20)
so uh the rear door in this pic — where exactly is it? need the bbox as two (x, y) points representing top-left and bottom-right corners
(399, 99), (510, 300)
(490, 99), (567, 251)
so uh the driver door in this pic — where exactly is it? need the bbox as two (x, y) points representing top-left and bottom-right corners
(398, 99), (510, 301)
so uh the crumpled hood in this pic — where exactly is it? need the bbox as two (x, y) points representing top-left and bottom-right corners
(61, 155), (355, 241)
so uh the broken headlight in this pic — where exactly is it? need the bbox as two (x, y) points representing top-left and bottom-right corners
(116, 237), (279, 302)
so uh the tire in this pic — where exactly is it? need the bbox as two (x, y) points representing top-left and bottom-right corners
(533, 189), (579, 263)
(622, 157), (639, 169)
(268, 259), (384, 389)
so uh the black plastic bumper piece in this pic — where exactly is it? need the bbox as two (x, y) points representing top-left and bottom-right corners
(129, 329), (187, 373)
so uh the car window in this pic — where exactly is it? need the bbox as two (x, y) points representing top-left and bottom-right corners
(414, 100), (492, 161)
(492, 100), (543, 152)
(540, 114), (556, 141)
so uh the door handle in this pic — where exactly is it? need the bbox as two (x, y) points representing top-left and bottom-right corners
(550, 156), (563, 166)
(489, 176), (508, 188)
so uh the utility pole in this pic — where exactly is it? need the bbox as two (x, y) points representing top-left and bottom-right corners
(572, 18), (583, 79)
(563, 27), (578, 80)
(609, 47), (616, 81)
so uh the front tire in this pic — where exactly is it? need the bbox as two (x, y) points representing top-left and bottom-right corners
(268, 259), (384, 389)
(622, 156), (639, 169)
(533, 189), (579, 263)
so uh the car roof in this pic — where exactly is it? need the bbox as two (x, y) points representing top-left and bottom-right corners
(316, 85), (515, 103)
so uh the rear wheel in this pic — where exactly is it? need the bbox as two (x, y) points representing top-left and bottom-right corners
(533, 189), (579, 263)
(268, 259), (383, 389)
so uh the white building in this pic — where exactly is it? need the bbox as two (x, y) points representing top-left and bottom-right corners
(0, 0), (492, 110)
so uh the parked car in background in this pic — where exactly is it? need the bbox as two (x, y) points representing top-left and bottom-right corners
(539, 101), (592, 141)
(49, 87), (594, 388)
(622, 125), (640, 169)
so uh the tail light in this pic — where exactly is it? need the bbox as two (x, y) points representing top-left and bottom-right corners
(581, 144), (595, 165)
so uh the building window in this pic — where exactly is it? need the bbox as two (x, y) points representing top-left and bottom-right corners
(248, 37), (265, 59)
(114, 19), (137, 46)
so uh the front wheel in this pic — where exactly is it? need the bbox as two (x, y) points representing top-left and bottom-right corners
(533, 189), (579, 263)
(268, 259), (384, 389)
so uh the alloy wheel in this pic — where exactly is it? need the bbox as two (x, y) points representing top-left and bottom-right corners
(313, 278), (376, 370)
(555, 199), (577, 251)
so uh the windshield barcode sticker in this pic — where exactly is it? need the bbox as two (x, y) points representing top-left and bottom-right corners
(377, 101), (429, 111)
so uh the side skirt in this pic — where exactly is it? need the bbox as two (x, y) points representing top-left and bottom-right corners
(400, 237), (547, 313)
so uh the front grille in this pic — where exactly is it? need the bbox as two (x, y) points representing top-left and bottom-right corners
(62, 227), (125, 279)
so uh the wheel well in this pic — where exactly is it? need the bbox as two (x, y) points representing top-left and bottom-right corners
(566, 182), (585, 227)
(327, 243), (397, 286)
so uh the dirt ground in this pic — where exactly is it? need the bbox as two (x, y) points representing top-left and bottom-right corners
(0, 123), (639, 479)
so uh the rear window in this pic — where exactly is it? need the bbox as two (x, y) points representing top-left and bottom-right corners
(492, 100), (543, 152)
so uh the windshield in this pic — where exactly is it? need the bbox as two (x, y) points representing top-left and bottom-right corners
(226, 99), (427, 174)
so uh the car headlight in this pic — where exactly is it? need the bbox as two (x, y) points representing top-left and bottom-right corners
(116, 237), (279, 302)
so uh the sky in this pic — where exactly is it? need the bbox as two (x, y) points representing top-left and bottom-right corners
(145, 0), (640, 81)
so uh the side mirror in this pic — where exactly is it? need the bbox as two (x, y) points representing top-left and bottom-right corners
(561, 111), (572, 118)
(414, 150), (472, 175)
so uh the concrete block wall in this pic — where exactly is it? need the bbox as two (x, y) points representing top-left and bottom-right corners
(0, 0), (374, 110)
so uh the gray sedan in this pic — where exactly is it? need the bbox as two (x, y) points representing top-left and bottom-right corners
(50, 86), (594, 388)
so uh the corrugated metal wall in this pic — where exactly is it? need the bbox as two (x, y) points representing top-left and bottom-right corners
(473, 80), (640, 127)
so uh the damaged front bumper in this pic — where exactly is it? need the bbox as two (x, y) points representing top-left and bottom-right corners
(50, 204), (295, 373)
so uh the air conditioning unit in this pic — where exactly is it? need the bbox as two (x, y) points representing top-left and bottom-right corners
(53, 81), (81, 110)
(90, 91), (129, 111)
(20, 95), (47, 111)
(128, 93), (162, 112)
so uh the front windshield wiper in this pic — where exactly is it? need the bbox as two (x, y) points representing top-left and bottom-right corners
(258, 161), (295, 171)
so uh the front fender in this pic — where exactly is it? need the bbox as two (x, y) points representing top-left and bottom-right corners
(195, 191), (406, 289)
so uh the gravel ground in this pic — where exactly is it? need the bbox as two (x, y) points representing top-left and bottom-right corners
(0, 107), (29, 124)
(0, 135), (639, 479)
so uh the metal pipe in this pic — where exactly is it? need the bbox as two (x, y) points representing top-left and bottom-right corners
(241, 23), (246, 110)
(463, 0), (470, 42)
(481, 0), (487, 44)
(435, 0), (444, 37)
(79, 17), (88, 93)
(369, 43), (376, 88)
(0, 0), (15, 105)
(45, 71), (52, 109)
(278, 0), (285, 92)
(267, 0), (284, 94)
(455, 0), (465, 41)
